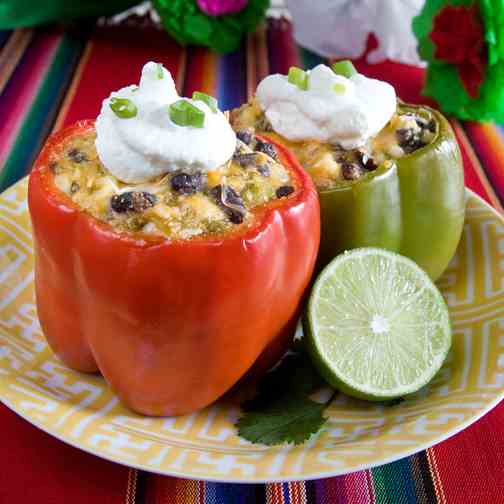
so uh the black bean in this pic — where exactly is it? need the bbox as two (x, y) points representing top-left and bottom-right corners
(236, 128), (254, 145)
(222, 185), (245, 207)
(49, 162), (62, 174)
(226, 208), (244, 224)
(68, 148), (88, 163)
(170, 172), (203, 195)
(356, 151), (378, 171)
(70, 181), (80, 194)
(276, 185), (294, 198)
(257, 164), (270, 177)
(210, 185), (245, 224)
(256, 115), (273, 132)
(111, 191), (157, 213)
(342, 162), (364, 181)
(396, 128), (426, 154)
(426, 118), (436, 133)
(415, 117), (427, 129)
(233, 152), (258, 167)
(255, 139), (278, 160)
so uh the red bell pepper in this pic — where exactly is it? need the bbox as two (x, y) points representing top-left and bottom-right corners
(28, 120), (320, 416)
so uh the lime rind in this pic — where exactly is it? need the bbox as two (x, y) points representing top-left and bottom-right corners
(305, 248), (452, 401)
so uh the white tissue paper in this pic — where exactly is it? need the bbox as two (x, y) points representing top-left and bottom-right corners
(285, 0), (425, 66)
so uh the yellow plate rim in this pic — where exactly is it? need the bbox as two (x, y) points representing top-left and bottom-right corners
(0, 181), (502, 483)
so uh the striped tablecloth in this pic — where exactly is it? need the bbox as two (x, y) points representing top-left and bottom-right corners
(0, 18), (503, 504)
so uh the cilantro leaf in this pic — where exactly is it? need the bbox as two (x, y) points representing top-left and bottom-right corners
(236, 395), (328, 446)
(235, 349), (334, 446)
(242, 352), (325, 412)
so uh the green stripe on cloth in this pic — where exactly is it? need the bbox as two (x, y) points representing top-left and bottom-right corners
(372, 458), (420, 504)
(0, 30), (86, 191)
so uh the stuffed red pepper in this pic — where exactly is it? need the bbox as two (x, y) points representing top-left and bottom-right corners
(28, 62), (320, 416)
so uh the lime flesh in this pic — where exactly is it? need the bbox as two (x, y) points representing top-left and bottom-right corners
(305, 248), (451, 401)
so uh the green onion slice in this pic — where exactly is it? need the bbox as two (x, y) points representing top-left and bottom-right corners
(331, 60), (357, 78)
(287, 66), (309, 90)
(333, 82), (346, 95)
(192, 91), (218, 113)
(109, 97), (137, 119)
(156, 63), (164, 79)
(169, 100), (205, 128)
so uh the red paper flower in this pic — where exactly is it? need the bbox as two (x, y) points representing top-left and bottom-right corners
(429, 5), (487, 98)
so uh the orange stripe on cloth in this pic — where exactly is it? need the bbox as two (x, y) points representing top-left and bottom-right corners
(180, 479), (201, 503)
(246, 31), (257, 101)
(266, 482), (285, 504)
(463, 122), (504, 205)
(255, 23), (270, 84)
(427, 447), (447, 504)
(56, 26), (185, 128)
(450, 119), (504, 213)
(0, 29), (33, 95)
(287, 481), (305, 504)
(182, 47), (218, 98)
(124, 468), (138, 504)
(246, 23), (270, 101)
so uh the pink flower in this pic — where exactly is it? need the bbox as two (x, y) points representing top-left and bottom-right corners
(197, 0), (248, 16)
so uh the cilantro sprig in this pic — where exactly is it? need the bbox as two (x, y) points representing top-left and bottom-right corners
(235, 341), (406, 446)
(235, 346), (336, 446)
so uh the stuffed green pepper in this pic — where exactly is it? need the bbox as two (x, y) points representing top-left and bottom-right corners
(231, 62), (465, 280)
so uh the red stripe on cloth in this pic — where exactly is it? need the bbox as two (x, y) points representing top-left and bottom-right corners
(450, 120), (504, 211)
(143, 474), (179, 504)
(344, 471), (375, 503)
(464, 122), (504, 205)
(0, 404), (130, 504)
(267, 17), (300, 75)
(430, 403), (504, 503)
(59, 27), (185, 128)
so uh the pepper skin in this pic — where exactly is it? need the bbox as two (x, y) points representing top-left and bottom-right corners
(28, 121), (320, 416)
(265, 104), (465, 280)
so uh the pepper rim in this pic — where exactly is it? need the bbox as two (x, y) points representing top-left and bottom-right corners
(29, 120), (318, 248)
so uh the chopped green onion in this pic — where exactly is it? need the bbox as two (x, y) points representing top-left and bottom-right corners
(287, 66), (309, 90)
(169, 100), (205, 128)
(109, 98), (137, 119)
(333, 83), (346, 95)
(156, 63), (164, 79)
(331, 60), (357, 78)
(192, 91), (218, 113)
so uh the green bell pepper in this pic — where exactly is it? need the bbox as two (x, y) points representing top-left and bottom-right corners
(0, 0), (139, 28)
(267, 104), (465, 281)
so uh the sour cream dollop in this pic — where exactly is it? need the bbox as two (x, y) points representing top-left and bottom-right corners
(95, 62), (236, 183)
(256, 64), (396, 150)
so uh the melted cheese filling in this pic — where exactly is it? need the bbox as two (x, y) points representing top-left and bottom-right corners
(51, 131), (293, 239)
(231, 100), (437, 190)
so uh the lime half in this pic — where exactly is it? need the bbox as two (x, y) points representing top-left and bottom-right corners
(304, 248), (451, 401)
